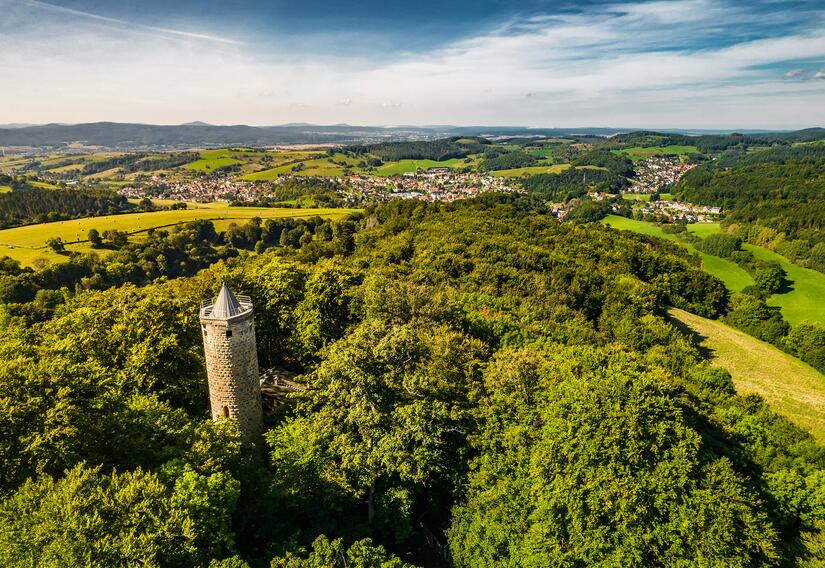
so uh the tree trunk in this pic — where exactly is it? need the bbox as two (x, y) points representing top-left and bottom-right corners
(367, 482), (376, 525)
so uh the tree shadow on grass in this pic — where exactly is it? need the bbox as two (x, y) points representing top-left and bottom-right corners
(665, 309), (715, 361)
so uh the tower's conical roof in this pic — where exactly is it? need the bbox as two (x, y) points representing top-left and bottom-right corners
(210, 283), (244, 319)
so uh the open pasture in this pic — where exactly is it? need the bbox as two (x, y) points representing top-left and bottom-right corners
(616, 145), (699, 162)
(603, 216), (825, 325)
(0, 206), (358, 266)
(602, 215), (754, 292)
(670, 307), (825, 442)
(185, 157), (243, 171)
(373, 158), (469, 176)
(489, 163), (572, 177)
(743, 244), (825, 325)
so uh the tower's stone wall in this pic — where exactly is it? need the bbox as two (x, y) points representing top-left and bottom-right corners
(200, 308), (264, 441)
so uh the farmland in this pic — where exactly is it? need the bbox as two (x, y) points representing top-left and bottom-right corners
(670, 307), (825, 442)
(185, 157), (242, 171)
(0, 205), (358, 266)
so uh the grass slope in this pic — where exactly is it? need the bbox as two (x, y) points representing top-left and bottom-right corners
(185, 157), (242, 171)
(373, 158), (468, 176)
(602, 216), (754, 291)
(743, 244), (825, 325)
(489, 163), (572, 177)
(616, 145), (700, 162)
(660, 221), (825, 326)
(669, 307), (825, 442)
(0, 206), (357, 267)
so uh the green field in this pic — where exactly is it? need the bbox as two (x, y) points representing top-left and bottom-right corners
(373, 158), (468, 176)
(603, 216), (825, 326)
(602, 216), (754, 291)
(241, 154), (357, 179)
(185, 157), (242, 171)
(0, 206), (358, 266)
(525, 147), (554, 158)
(621, 192), (674, 202)
(616, 145), (700, 162)
(489, 163), (572, 177)
(670, 307), (825, 442)
(685, 221), (722, 238)
(743, 244), (825, 325)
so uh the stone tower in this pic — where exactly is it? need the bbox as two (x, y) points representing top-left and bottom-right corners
(200, 283), (264, 441)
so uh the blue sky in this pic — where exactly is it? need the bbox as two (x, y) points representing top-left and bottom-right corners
(1, 0), (824, 127)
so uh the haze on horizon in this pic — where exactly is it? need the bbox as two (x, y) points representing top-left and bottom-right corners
(2, 0), (824, 129)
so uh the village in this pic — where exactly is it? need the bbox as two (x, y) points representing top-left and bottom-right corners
(117, 168), (519, 205)
(627, 156), (697, 193)
(118, 176), (271, 203)
(339, 169), (517, 205)
(638, 199), (722, 223)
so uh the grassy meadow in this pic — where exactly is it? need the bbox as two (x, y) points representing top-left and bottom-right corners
(373, 158), (469, 176)
(489, 163), (572, 177)
(602, 215), (755, 291)
(603, 216), (825, 326)
(185, 157), (242, 171)
(743, 244), (825, 325)
(621, 192), (674, 202)
(615, 145), (700, 162)
(669, 307), (825, 442)
(0, 205), (358, 267)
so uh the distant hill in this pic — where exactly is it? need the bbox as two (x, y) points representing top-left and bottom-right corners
(0, 122), (452, 149)
(0, 121), (821, 150)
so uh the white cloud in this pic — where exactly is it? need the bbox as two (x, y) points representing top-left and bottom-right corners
(1, 0), (824, 127)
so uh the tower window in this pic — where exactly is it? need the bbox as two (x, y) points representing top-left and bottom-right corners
(222, 406), (229, 418)
(226, 330), (232, 338)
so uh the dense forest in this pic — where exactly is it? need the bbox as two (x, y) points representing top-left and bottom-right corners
(478, 149), (538, 171)
(1, 199), (822, 567)
(676, 143), (825, 272)
(79, 151), (200, 175)
(0, 185), (132, 227)
(606, 129), (825, 153)
(346, 138), (488, 162)
(522, 167), (629, 200)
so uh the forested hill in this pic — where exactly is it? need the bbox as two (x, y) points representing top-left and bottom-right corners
(606, 128), (825, 152)
(1, 199), (823, 567)
(3, 122), (823, 150)
(676, 142), (825, 272)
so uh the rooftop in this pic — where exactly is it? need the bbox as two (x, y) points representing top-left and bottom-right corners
(200, 283), (252, 320)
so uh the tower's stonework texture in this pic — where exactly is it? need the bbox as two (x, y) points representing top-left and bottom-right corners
(200, 285), (264, 441)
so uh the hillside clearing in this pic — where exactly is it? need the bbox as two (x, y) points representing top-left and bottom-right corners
(669, 307), (825, 442)
(489, 163), (572, 177)
(185, 157), (242, 171)
(616, 145), (700, 161)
